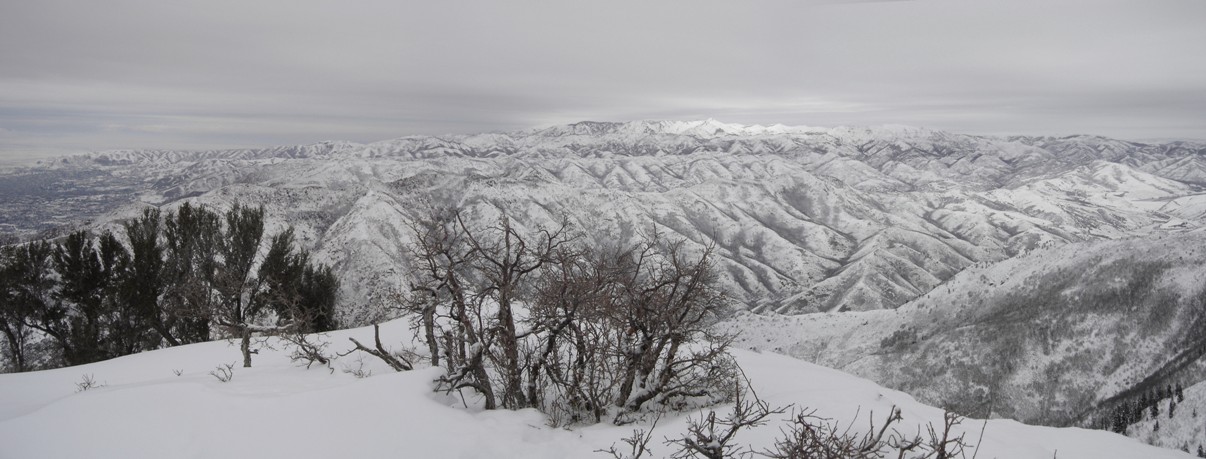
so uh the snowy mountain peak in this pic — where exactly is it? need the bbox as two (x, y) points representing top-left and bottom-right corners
(529, 119), (817, 140)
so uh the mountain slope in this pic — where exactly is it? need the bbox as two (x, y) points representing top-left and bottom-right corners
(722, 229), (1206, 430)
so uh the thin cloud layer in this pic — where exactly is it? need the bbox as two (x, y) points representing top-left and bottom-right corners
(1, 0), (1204, 160)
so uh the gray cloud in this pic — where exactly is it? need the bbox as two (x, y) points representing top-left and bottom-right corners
(2, 0), (1205, 161)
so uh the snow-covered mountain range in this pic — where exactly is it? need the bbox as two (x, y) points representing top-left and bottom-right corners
(4, 120), (1204, 325)
(5, 119), (1206, 454)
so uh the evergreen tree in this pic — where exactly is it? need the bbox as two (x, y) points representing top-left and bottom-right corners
(257, 228), (307, 326)
(257, 227), (340, 333)
(94, 230), (152, 357)
(0, 251), (22, 371)
(1111, 406), (1128, 434)
(161, 203), (221, 344)
(50, 230), (128, 365)
(0, 241), (55, 370)
(0, 245), (54, 372)
(121, 208), (173, 349)
(300, 264), (339, 332)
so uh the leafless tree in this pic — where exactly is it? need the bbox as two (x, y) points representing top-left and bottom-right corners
(611, 237), (736, 414)
(405, 204), (496, 407)
(400, 207), (736, 420)
(527, 244), (624, 423)
(459, 212), (573, 409)
(525, 233), (738, 423)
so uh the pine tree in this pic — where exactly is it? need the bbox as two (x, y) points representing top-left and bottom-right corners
(1111, 406), (1128, 434)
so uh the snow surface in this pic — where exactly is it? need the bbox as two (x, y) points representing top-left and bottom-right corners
(0, 320), (1189, 458)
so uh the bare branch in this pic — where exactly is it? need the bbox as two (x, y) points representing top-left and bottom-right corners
(340, 323), (412, 372)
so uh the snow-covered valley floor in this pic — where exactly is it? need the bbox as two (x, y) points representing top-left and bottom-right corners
(0, 320), (1190, 458)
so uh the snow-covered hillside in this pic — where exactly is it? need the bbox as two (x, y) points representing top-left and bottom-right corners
(3, 120), (1203, 324)
(722, 229), (1206, 430)
(0, 320), (1189, 459)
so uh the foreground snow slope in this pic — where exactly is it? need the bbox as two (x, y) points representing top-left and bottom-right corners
(0, 321), (1187, 458)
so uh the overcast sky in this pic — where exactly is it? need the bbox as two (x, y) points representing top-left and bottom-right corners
(1, 0), (1205, 161)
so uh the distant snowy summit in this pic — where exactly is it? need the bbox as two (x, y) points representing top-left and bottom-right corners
(529, 119), (817, 138)
(42, 119), (1206, 175)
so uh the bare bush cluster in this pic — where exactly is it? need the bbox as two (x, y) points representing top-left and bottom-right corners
(209, 363), (235, 383)
(599, 374), (974, 459)
(402, 206), (736, 423)
(75, 373), (105, 392)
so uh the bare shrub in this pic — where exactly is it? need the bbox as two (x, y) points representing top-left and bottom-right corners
(75, 374), (105, 392)
(341, 356), (372, 379)
(209, 363), (235, 383)
(668, 384), (787, 459)
(759, 407), (971, 459)
(281, 331), (333, 372)
(598, 413), (661, 459)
